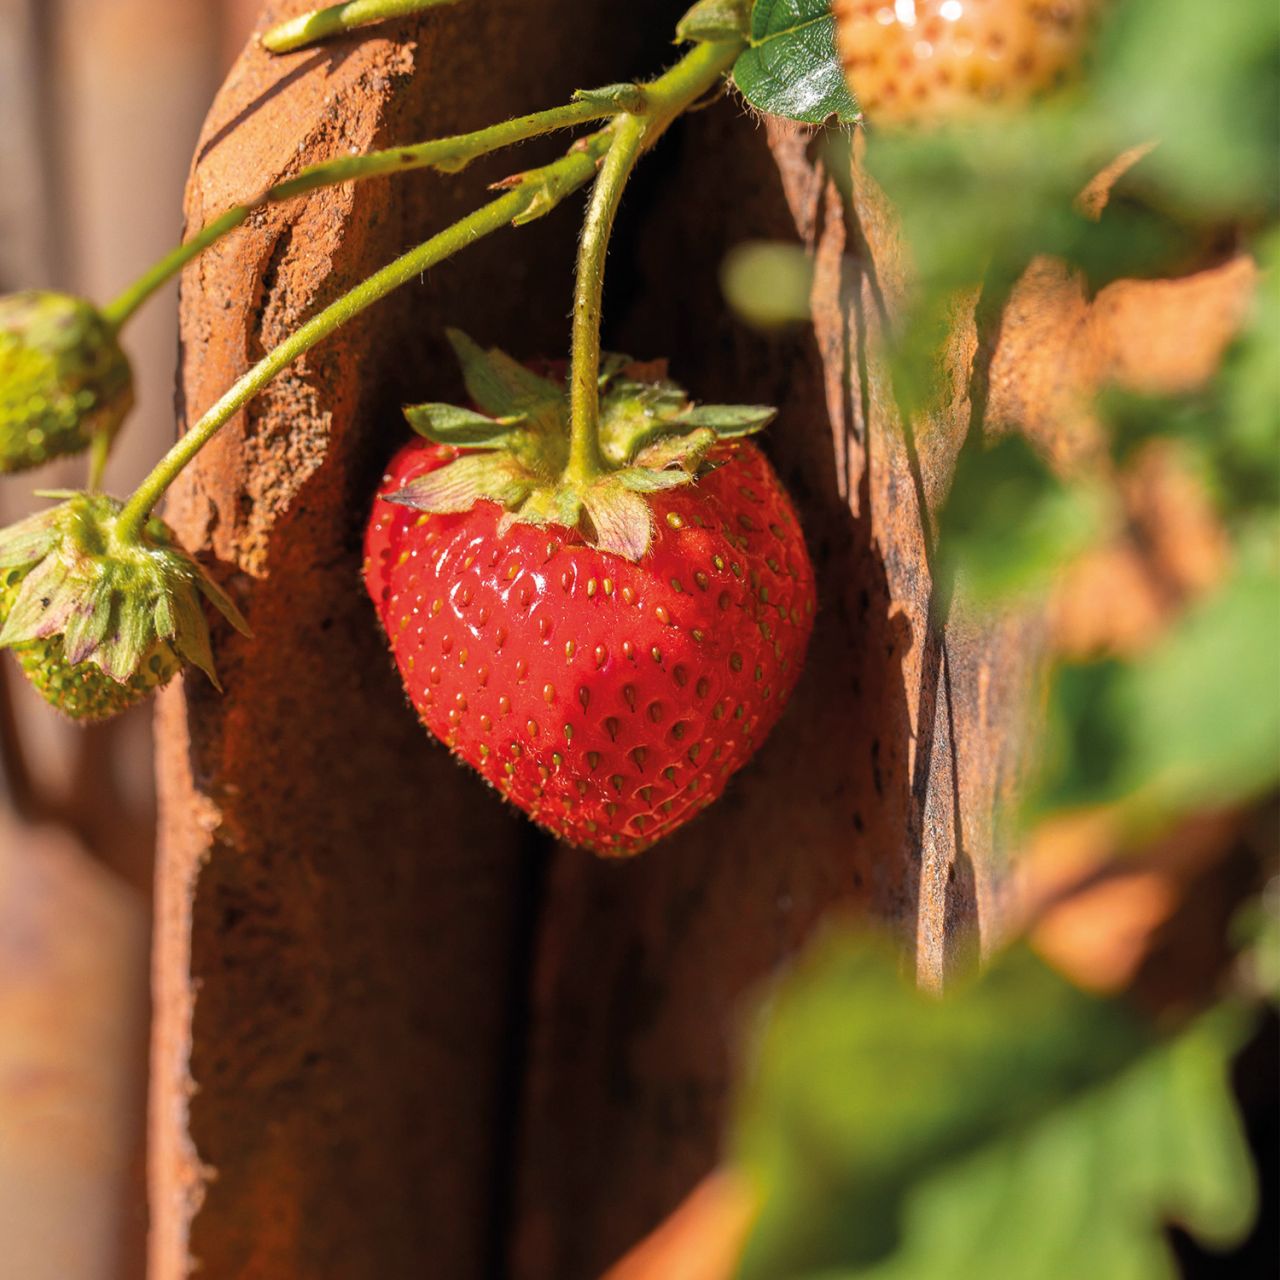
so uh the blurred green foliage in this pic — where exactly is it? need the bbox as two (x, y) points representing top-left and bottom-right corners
(1035, 564), (1280, 828)
(936, 436), (1105, 604)
(733, 938), (1255, 1280)
(723, 0), (1279, 1273)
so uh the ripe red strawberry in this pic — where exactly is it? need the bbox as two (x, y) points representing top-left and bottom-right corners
(834, 0), (1099, 128)
(364, 335), (815, 855)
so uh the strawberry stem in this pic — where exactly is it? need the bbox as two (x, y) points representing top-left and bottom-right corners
(87, 430), (111, 493)
(566, 115), (645, 484)
(100, 98), (616, 331)
(113, 132), (613, 544)
(564, 37), (743, 487)
(262, 0), (459, 54)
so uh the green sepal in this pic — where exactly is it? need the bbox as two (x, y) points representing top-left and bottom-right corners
(582, 480), (654, 562)
(598, 352), (634, 387)
(573, 83), (647, 114)
(387, 453), (535, 514)
(389, 338), (779, 562)
(0, 506), (61, 568)
(403, 401), (525, 448)
(170, 583), (221, 687)
(676, 0), (750, 44)
(0, 553), (75, 643)
(0, 492), (250, 695)
(677, 403), (776, 435)
(502, 484), (584, 533)
(444, 329), (561, 421)
(616, 468), (698, 493)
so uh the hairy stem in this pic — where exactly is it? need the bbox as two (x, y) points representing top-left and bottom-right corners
(566, 117), (645, 483)
(101, 99), (611, 330)
(262, 0), (458, 54)
(114, 134), (611, 543)
(563, 37), (743, 485)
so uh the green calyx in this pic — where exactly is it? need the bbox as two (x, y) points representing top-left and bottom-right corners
(0, 292), (134, 473)
(388, 330), (776, 560)
(676, 0), (751, 44)
(0, 493), (250, 718)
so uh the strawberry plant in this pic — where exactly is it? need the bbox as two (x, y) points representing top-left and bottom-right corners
(1, 1), (1276, 1276)
(0, 0), (825, 851)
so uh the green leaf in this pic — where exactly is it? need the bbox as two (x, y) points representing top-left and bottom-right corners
(678, 403), (776, 435)
(733, 939), (1154, 1275)
(844, 1012), (1257, 1280)
(386, 453), (534, 514)
(732, 936), (1256, 1280)
(937, 436), (1104, 604)
(733, 0), (860, 125)
(1098, 232), (1280, 525)
(1033, 564), (1280, 825)
(677, 0), (750, 43)
(402, 401), (522, 448)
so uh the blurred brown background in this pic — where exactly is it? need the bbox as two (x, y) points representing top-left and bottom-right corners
(0, 3), (256, 1275)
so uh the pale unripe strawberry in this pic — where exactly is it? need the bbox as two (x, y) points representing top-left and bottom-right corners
(0, 291), (134, 472)
(0, 565), (181, 721)
(834, 0), (1099, 128)
(0, 494), (249, 722)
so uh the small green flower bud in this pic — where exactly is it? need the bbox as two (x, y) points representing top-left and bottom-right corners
(0, 291), (134, 473)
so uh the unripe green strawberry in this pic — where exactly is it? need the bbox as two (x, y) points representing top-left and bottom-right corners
(0, 494), (249, 721)
(0, 565), (181, 720)
(0, 291), (134, 472)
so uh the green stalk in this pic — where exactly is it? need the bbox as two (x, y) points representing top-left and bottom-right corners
(114, 133), (611, 544)
(263, 0), (457, 54)
(101, 98), (612, 330)
(563, 37), (743, 485)
(565, 116), (645, 483)
(87, 430), (111, 492)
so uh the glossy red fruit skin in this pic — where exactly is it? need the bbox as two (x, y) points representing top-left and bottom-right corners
(364, 439), (816, 856)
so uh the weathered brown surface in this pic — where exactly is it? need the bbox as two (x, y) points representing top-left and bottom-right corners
(154, 3), (679, 1277)
(155, 4), (1258, 1278)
